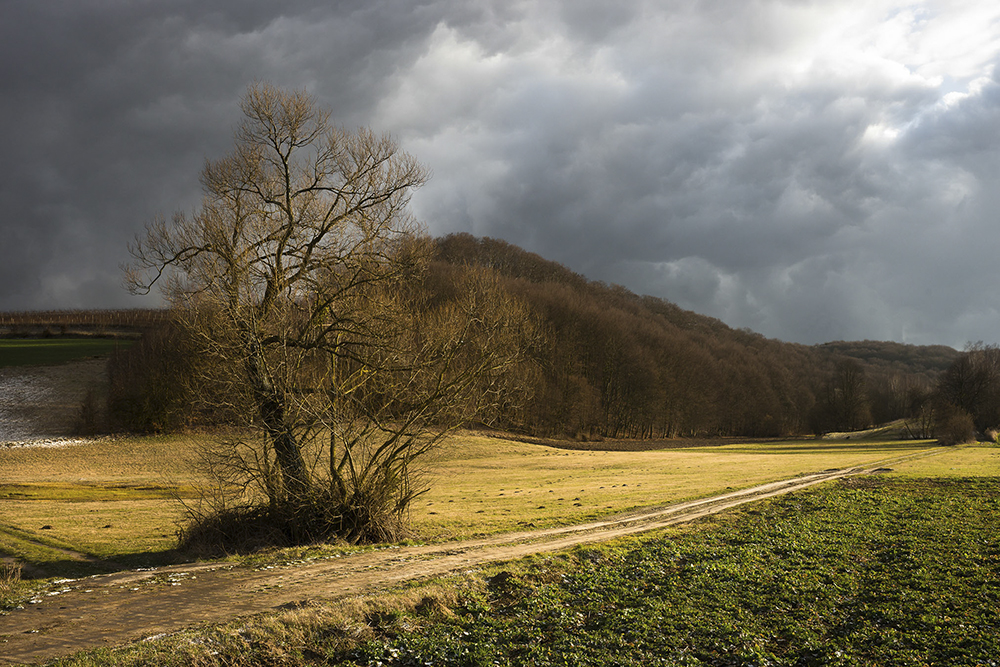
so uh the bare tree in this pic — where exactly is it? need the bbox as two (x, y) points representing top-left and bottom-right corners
(937, 342), (1000, 435)
(126, 83), (529, 546)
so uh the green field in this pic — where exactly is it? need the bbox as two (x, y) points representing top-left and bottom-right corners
(0, 338), (131, 367)
(337, 477), (1000, 666)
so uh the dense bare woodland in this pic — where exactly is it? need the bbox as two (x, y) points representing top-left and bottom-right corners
(104, 233), (962, 443)
(433, 234), (961, 439)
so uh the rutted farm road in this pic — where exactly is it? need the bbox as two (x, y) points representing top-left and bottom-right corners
(0, 448), (940, 665)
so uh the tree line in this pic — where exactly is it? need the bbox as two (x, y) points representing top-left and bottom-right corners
(429, 233), (963, 441)
(108, 233), (977, 444)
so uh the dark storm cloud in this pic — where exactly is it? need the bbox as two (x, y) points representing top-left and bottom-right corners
(2, 0), (999, 346)
(0, 0), (444, 309)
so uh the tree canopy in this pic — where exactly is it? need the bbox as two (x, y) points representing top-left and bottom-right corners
(126, 84), (529, 548)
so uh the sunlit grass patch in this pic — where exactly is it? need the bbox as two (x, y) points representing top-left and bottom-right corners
(887, 441), (1000, 477)
(411, 434), (941, 539)
(0, 435), (207, 572)
(0, 431), (960, 571)
(0, 482), (196, 502)
(0, 499), (186, 564)
(0, 522), (83, 568)
(0, 435), (207, 485)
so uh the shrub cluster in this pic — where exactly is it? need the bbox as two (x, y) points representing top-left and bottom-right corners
(105, 321), (197, 433)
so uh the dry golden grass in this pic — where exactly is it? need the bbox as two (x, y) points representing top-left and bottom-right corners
(0, 499), (186, 562)
(0, 435), (206, 485)
(410, 435), (945, 539)
(0, 560), (23, 605)
(2, 431), (993, 571)
(0, 435), (206, 570)
(885, 441), (1000, 477)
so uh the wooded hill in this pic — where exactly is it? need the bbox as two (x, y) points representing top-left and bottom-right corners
(432, 234), (958, 439)
(95, 234), (959, 440)
(816, 340), (959, 384)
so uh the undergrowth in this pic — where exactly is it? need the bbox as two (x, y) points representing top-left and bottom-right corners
(0, 561), (29, 611)
(48, 477), (1000, 666)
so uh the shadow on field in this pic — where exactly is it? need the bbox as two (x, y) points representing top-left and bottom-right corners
(19, 546), (192, 580)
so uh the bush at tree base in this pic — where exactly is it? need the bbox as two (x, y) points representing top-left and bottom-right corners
(934, 405), (977, 445)
(177, 487), (410, 555)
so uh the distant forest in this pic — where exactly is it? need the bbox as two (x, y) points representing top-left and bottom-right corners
(80, 233), (968, 440)
(430, 234), (959, 439)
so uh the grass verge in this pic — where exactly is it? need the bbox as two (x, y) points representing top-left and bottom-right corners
(0, 561), (27, 610)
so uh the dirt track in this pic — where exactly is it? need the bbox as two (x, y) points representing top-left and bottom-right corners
(0, 448), (940, 665)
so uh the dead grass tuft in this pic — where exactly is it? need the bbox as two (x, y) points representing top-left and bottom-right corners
(1, 560), (24, 607)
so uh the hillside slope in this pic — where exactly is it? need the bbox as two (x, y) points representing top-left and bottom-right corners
(434, 234), (953, 438)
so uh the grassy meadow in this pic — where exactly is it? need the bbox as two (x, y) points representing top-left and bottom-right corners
(415, 435), (956, 539)
(0, 433), (990, 574)
(0, 436), (205, 574)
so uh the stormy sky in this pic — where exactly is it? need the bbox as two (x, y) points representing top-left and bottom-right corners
(2, 0), (999, 347)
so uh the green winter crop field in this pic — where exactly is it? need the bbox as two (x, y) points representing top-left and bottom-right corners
(0, 338), (130, 367)
(332, 477), (1000, 667)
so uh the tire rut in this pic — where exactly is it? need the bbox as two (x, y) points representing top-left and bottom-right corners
(0, 447), (941, 665)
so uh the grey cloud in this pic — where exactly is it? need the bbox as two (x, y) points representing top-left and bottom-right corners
(2, 0), (999, 348)
(0, 1), (445, 309)
(399, 2), (1000, 346)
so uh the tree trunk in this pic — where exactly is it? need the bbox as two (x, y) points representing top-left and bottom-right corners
(246, 349), (310, 501)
